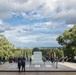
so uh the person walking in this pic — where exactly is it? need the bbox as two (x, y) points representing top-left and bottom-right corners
(21, 58), (25, 71)
(0, 56), (1, 64)
(18, 58), (22, 72)
(3, 56), (5, 64)
(30, 57), (32, 65)
(54, 57), (58, 69)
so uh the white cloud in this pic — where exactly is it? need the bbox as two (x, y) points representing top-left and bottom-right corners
(0, 0), (76, 24)
(0, 0), (44, 19)
(0, 0), (76, 47)
(0, 20), (2, 24)
(0, 21), (12, 32)
(20, 0), (76, 24)
(1, 22), (60, 47)
(52, 0), (76, 24)
(13, 0), (29, 3)
(67, 24), (74, 28)
(1, 20), (66, 44)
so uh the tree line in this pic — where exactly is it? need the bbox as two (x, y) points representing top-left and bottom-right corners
(0, 35), (32, 61)
(57, 25), (76, 61)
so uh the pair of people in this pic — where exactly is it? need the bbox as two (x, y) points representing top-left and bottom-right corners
(18, 57), (25, 72)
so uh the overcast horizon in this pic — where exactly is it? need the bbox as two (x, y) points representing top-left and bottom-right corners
(0, 0), (76, 48)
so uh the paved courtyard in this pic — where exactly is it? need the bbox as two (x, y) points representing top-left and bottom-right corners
(0, 62), (76, 75)
(0, 72), (76, 75)
(0, 61), (76, 71)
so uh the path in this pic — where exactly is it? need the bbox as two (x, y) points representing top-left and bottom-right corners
(0, 61), (76, 71)
(0, 72), (76, 75)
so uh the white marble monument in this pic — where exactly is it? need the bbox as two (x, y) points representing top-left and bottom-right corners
(32, 51), (44, 64)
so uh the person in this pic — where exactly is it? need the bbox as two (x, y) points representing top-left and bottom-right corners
(9, 56), (13, 63)
(21, 58), (25, 71)
(50, 50), (54, 63)
(3, 56), (5, 64)
(46, 56), (49, 61)
(0, 56), (1, 64)
(18, 58), (22, 72)
(54, 57), (58, 69)
(30, 57), (32, 65)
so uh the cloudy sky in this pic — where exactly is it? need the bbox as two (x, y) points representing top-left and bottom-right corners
(0, 0), (75, 48)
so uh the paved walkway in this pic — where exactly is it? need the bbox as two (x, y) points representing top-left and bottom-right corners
(0, 72), (76, 75)
(0, 61), (76, 71)
(0, 62), (76, 75)
(59, 62), (76, 69)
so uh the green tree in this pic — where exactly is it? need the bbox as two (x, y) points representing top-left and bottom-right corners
(54, 48), (64, 60)
(0, 50), (4, 57)
(14, 50), (21, 57)
(0, 35), (14, 60)
(57, 25), (76, 60)
(32, 47), (40, 54)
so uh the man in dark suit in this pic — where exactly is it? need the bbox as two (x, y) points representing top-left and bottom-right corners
(21, 57), (26, 71)
(18, 57), (22, 72)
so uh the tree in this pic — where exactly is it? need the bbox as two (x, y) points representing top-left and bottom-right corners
(32, 47), (40, 54)
(0, 50), (4, 57)
(0, 35), (14, 60)
(57, 25), (76, 60)
(14, 50), (21, 57)
(54, 48), (64, 60)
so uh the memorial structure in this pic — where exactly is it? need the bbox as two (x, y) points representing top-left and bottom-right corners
(32, 51), (44, 64)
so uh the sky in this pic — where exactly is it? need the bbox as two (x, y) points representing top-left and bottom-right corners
(0, 0), (76, 48)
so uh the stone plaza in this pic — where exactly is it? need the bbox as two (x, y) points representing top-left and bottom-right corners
(0, 60), (76, 75)
(0, 61), (76, 71)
